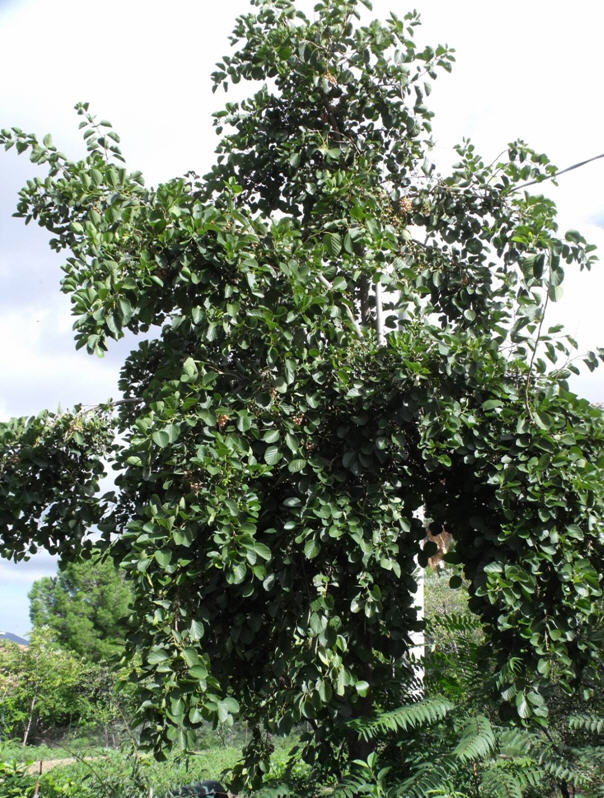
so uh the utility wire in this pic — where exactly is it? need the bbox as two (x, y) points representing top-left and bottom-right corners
(512, 152), (604, 192)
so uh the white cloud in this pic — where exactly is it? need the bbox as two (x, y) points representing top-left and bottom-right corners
(0, 551), (57, 584)
(0, 301), (121, 420)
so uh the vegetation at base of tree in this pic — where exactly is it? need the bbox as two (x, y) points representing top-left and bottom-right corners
(0, 745), (243, 798)
(28, 553), (133, 662)
(1, 576), (602, 796)
(1, 0), (604, 792)
(250, 586), (604, 798)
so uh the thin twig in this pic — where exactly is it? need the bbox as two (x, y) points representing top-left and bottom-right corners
(512, 152), (604, 193)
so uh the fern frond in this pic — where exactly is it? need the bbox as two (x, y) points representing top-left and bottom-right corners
(500, 728), (576, 784)
(426, 612), (482, 636)
(329, 774), (374, 798)
(387, 757), (458, 798)
(349, 697), (453, 742)
(515, 763), (546, 790)
(453, 714), (495, 763)
(479, 767), (523, 798)
(568, 713), (604, 734)
(497, 727), (533, 756)
(540, 757), (576, 784)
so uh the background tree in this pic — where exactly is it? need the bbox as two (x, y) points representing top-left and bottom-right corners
(1, 0), (603, 790)
(0, 629), (108, 745)
(29, 554), (132, 662)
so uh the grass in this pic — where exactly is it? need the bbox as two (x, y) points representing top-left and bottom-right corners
(0, 729), (304, 796)
(0, 728), (297, 796)
(0, 743), (244, 797)
(0, 735), (110, 762)
(38, 746), (243, 796)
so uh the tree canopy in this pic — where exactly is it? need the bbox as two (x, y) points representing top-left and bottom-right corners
(1, 0), (603, 786)
(29, 554), (132, 662)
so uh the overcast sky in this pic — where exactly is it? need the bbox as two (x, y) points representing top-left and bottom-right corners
(1, 0), (603, 636)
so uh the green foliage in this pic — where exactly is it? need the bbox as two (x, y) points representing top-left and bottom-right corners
(257, 589), (603, 797)
(424, 568), (471, 619)
(20, 746), (242, 798)
(0, 408), (113, 560)
(1, 0), (604, 790)
(349, 697), (453, 741)
(29, 553), (133, 662)
(316, 602), (604, 798)
(0, 759), (36, 798)
(0, 631), (124, 745)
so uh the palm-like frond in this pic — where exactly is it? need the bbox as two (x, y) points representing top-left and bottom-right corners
(349, 697), (454, 742)
(387, 757), (458, 798)
(453, 714), (495, 763)
(568, 713), (604, 735)
(426, 612), (483, 637)
(479, 765), (523, 798)
(329, 775), (378, 798)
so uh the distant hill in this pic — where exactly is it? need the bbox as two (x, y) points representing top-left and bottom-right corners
(0, 631), (29, 647)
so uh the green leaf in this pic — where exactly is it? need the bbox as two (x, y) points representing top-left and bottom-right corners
(264, 445), (282, 465)
(165, 423), (180, 443)
(217, 697), (239, 723)
(288, 458), (306, 473)
(285, 432), (298, 453)
(324, 232), (342, 257)
(534, 410), (552, 430)
(237, 410), (252, 432)
(189, 707), (204, 724)
(199, 409), (215, 426)
(182, 356), (198, 379)
(189, 620), (204, 641)
(154, 550), (172, 567)
(548, 284), (563, 302)
(318, 679), (332, 703)
(284, 358), (296, 384)
(182, 647), (201, 668)
(147, 647), (170, 665)
(355, 680), (370, 697)
(304, 539), (320, 559)
(282, 496), (301, 508)
(252, 542), (271, 561)
(516, 692), (530, 718)
(481, 399), (502, 411)
(152, 430), (169, 448)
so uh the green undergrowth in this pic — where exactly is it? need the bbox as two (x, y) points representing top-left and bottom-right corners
(0, 746), (241, 797)
(0, 734), (300, 797)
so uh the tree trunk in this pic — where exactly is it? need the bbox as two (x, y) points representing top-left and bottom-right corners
(346, 694), (376, 762)
(558, 782), (571, 798)
(22, 694), (37, 747)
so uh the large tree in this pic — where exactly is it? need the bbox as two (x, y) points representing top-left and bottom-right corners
(1, 0), (603, 787)
(28, 554), (132, 662)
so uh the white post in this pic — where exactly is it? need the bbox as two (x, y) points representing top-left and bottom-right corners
(374, 281), (386, 347)
(375, 281), (425, 690)
(410, 511), (426, 689)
